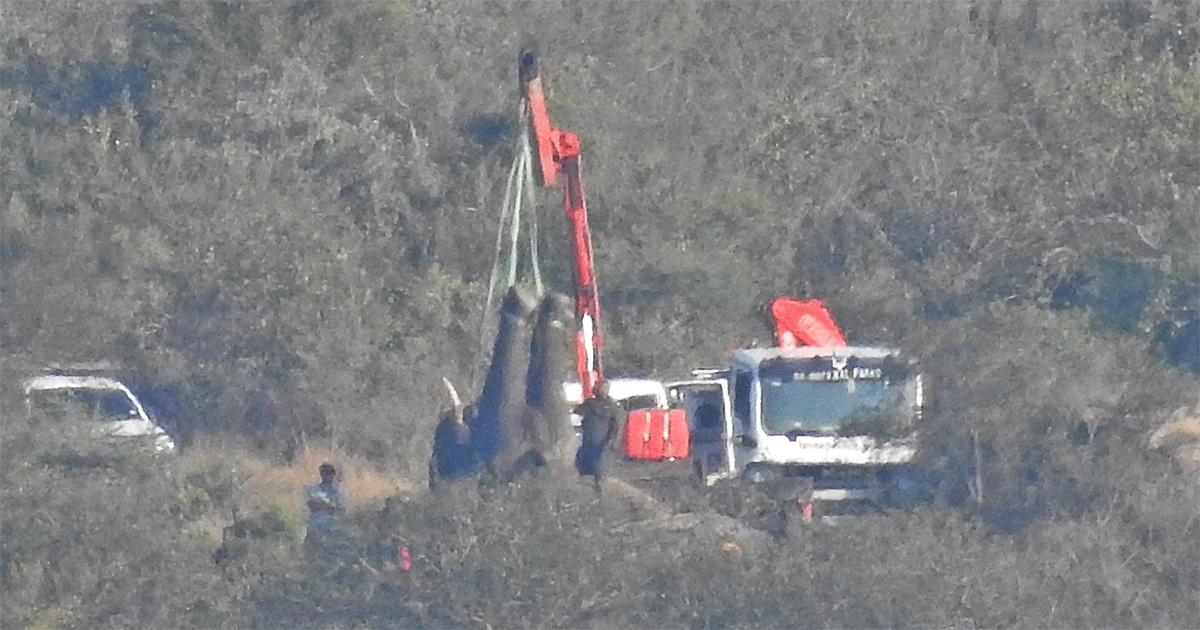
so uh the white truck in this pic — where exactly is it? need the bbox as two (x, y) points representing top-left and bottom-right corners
(562, 377), (670, 416)
(23, 372), (176, 452)
(562, 377), (670, 443)
(671, 345), (923, 506)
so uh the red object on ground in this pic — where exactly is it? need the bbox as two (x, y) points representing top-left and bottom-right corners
(769, 298), (847, 348)
(624, 409), (690, 461)
(399, 546), (411, 571)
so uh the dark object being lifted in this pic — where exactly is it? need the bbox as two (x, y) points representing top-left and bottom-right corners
(430, 287), (576, 486)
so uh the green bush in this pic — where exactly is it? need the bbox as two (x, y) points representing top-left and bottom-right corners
(2, 1), (1198, 627)
(1, 404), (251, 628)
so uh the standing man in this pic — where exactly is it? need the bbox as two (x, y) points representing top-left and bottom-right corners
(574, 379), (621, 493)
(305, 463), (346, 554)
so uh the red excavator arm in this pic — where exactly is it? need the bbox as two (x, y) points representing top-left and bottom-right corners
(518, 45), (603, 399)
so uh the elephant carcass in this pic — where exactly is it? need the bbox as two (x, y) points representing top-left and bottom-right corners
(522, 292), (576, 470)
(431, 286), (578, 486)
(470, 286), (539, 480)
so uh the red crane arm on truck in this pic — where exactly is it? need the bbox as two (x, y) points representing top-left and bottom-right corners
(518, 45), (603, 399)
(769, 297), (847, 348)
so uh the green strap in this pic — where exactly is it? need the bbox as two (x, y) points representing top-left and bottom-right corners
(482, 102), (545, 327)
(522, 127), (544, 293)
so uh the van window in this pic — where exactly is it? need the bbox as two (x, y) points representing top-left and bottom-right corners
(28, 390), (85, 420)
(733, 371), (752, 424)
(619, 395), (660, 412)
(98, 391), (139, 420)
(29, 389), (138, 422)
(691, 395), (724, 443)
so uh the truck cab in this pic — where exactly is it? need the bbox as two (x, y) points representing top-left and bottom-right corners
(23, 374), (177, 453)
(674, 346), (922, 498)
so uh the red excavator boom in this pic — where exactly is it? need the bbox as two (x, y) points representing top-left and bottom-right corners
(518, 45), (603, 399)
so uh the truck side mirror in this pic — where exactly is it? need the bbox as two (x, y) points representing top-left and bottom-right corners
(738, 435), (757, 449)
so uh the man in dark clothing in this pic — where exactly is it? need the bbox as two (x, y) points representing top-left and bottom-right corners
(574, 379), (622, 493)
(430, 401), (479, 488)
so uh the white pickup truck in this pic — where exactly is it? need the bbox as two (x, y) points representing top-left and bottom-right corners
(23, 373), (176, 452)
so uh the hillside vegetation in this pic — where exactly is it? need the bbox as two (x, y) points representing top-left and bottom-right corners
(2, 1), (1198, 628)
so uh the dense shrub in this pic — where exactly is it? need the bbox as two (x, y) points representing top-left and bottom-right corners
(2, 1), (1197, 627)
(0, 386), (251, 628)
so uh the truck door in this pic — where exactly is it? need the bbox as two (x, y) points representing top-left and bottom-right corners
(667, 379), (734, 484)
(729, 369), (758, 477)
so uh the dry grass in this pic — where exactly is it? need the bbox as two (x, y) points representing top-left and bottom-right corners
(179, 441), (417, 516)
(1151, 412), (1200, 449)
(1150, 405), (1200, 475)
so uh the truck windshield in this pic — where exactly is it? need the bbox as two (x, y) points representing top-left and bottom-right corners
(759, 368), (915, 437)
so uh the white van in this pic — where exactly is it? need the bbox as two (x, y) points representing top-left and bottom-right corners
(23, 374), (176, 452)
